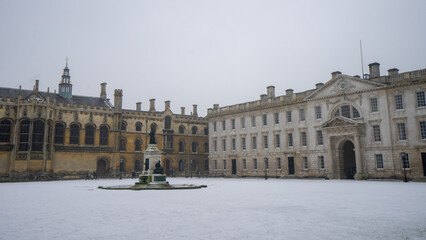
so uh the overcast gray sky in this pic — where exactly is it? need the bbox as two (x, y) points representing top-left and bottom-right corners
(1, 0), (425, 116)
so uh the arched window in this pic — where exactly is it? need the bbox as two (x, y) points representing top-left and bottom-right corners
(179, 125), (185, 134)
(54, 123), (65, 144)
(191, 126), (198, 135)
(120, 121), (127, 131)
(333, 105), (361, 119)
(32, 120), (45, 151)
(179, 160), (184, 171)
(135, 139), (142, 151)
(165, 116), (172, 130)
(19, 120), (30, 151)
(135, 122), (142, 131)
(0, 119), (12, 143)
(192, 141), (197, 152)
(204, 142), (209, 153)
(85, 125), (95, 145)
(134, 160), (142, 172)
(120, 138), (126, 151)
(70, 124), (80, 145)
(99, 125), (109, 146)
(179, 141), (184, 152)
(204, 127), (208, 135)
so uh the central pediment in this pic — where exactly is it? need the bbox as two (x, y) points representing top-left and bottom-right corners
(321, 116), (363, 128)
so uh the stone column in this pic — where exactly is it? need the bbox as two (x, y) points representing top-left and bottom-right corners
(354, 134), (363, 179)
(327, 136), (334, 179)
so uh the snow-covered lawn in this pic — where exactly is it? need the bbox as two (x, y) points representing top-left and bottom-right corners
(0, 178), (425, 240)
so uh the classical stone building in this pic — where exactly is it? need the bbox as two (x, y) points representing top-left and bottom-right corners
(0, 62), (208, 181)
(207, 63), (426, 180)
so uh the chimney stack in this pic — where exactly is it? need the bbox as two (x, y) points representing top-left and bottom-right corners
(100, 83), (107, 99)
(267, 86), (275, 98)
(388, 68), (399, 76)
(181, 107), (185, 115)
(192, 104), (198, 116)
(136, 102), (141, 111)
(165, 100), (170, 111)
(35, 80), (39, 91)
(315, 83), (324, 89)
(213, 104), (219, 109)
(286, 89), (293, 97)
(331, 71), (342, 79)
(149, 99), (156, 112)
(369, 62), (380, 78)
(113, 89), (123, 113)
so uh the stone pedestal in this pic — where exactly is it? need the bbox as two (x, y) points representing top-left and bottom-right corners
(143, 144), (162, 174)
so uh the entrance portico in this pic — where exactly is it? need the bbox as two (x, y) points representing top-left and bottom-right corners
(322, 116), (366, 180)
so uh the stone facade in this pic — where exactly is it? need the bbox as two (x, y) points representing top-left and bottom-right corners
(0, 63), (208, 181)
(207, 63), (426, 180)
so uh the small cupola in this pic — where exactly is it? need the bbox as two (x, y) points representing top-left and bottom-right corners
(58, 57), (73, 98)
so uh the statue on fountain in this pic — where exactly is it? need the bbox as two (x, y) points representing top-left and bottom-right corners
(149, 128), (156, 144)
(154, 161), (163, 174)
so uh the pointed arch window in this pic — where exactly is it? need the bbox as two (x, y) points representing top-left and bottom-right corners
(204, 127), (208, 135)
(165, 116), (172, 130)
(120, 138), (126, 151)
(191, 126), (198, 135)
(54, 123), (65, 144)
(120, 121), (127, 131)
(135, 139), (142, 151)
(32, 120), (45, 151)
(192, 141), (197, 152)
(19, 120), (30, 151)
(85, 125), (95, 145)
(179, 141), (184, 152)
(135, 122), (142, 131)
(99, 125), (109, 146)
(0, 119), (12, 143)
(204, 142), (209, 153)
(179, 125), (185, 134)
(70, 124), (80, 145)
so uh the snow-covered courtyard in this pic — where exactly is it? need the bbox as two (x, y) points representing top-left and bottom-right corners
(1, 178), (425, 240)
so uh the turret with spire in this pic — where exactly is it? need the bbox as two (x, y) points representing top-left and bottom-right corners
(58, 57), (73, 98)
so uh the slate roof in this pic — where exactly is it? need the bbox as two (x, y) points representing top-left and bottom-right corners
(0, 87), (112, 108)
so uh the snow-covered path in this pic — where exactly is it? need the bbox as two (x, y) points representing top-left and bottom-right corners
(1, 178), (425, 240)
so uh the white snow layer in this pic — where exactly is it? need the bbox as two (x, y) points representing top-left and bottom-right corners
(0, 178), (425, 240)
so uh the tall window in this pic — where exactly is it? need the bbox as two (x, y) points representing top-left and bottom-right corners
(213, 122), (217, 132)
(241, 117), (245, 128)
(420, 121), (426, 140)
(179, 125), (185, 134)
(274, 112), (279, 124)
(303, 157), (308, 169)
(204, 142), (209, 153)
(192, 126), (198, 135)
(19, 120), (30, 151)
(251, 116), (256, 127)
(317, 130), (323, 145)
(222, 120), (226, 130)
(401, 152), (410, 169)
(99, 125), (109, 146)
(375, 154), (384, 169)
(83, 125), (94, 146)
(287, 111), (292, 123)
(231, 119), (235, 129)
(370, 98), (378, 112)
(120, 138), (126, 151)
(213, 160), (217, 170)
(204, 127), (208, 135)
(373, 125), (381, 142)
(164, 116), (171, 129)
(179, 141), (184, 152)
(417, 91), (426, 107)
(397, 123), (407, 141)
(275, 134), (280, 148)
(276, 158), (281, 170)
(31, 120), (45, 151)
(264, 158), (269, 170)
(222, 139), (226, 151)
(69, 124), (80, 145)
(318, 156), (325, 169)
(192, 142), (197, 152)
(223, 160), (227, 170)
(253, 158), (258, 170)
(242, 137), (246, 150)
(395, 94), (404, 110)
(262, 114), (267, 125)
(120, 121), (127, 131)
(135, 122), (142, 131)
(252, 136), (257, 150)
(0, 119), (12, 142)
(263, 135), (268, 149)
(232, 138), (236, 151)
(301, 132), (307, 147)
(243, 159), (247, 170)
(54, 123), (65, 144)
(299, 109), (305, 121)
(135, 139), (142, 151)
(315, 106), (322, 119)
(179, 160), (184, 171)
(288, 133), (293, 147)
(214, 140), (217, 152)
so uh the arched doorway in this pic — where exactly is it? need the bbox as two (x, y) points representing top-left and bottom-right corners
(97, 159), (107, 177)
(342, 141), (356, 179)
(164, 159), (171, 176)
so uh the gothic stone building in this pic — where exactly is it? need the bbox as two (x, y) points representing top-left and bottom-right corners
(207, 63), (426, 180)
(0, 63), (208, 181)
